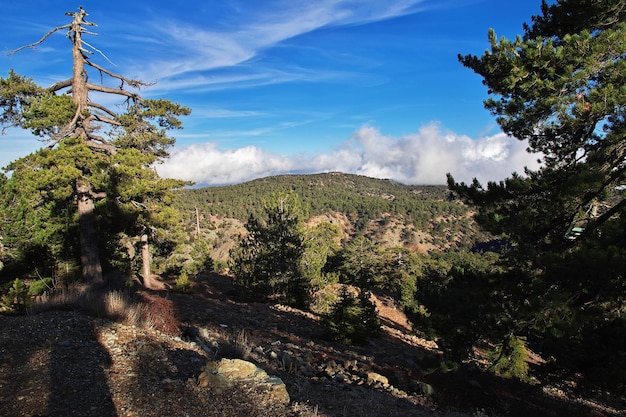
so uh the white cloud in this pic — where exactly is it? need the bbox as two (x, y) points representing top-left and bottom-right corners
(157, 123), (542, 186)
(133, 0), (426, 88)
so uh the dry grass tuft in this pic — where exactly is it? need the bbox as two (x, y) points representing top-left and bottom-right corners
(216, 328), (252, 360)
(30, 284), (179, 335)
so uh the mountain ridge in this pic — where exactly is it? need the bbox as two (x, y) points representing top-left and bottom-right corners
(173, 172), (488, 264)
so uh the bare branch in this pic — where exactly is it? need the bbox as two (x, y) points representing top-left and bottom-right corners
(8, 24), (71, 55)
(92, 114), (121, 126)
(89, 189), (107, 199)
(81, 40), (116, 67)
(87, 101), (118, 119)
(86, 60), (153, 89)
(85, 138), (116, 155)
(86, 82), (143, 101)
(48, 79), (73, 92)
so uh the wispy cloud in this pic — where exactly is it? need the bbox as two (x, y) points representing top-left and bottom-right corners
(157, 123), (541, 186)
(132, 0), (427, 89)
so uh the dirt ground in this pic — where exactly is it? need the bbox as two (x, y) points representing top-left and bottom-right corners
(0, 272), (624, 417)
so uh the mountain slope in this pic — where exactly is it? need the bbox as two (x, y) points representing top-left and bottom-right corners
(173, 172), (489, 262)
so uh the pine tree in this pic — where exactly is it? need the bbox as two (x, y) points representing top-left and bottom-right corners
(0, 8), (190, 285)
(230, 192), (310, 307)
(450, 0), (626, 389)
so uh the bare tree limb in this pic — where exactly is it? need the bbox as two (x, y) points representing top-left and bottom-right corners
(82, 40), (116, 67)
(85, 138), (116, 154)
(86, 82), (142, 101)
(8, 24), (71, 55)
(48, 79), (73, 92)
(87, 101), (119, 120)
(86, 60), (153, 89)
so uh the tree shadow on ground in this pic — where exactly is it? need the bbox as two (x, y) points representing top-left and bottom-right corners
(45, 314), (117, 417)
(0, 311), (117, 417)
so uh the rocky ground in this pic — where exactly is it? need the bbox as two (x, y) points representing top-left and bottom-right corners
(0, 272), (624, 417)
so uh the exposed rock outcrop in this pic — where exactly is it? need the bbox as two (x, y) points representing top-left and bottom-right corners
(198, 358), (290, 406)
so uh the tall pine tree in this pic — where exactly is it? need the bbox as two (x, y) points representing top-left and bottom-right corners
(0, 8), (190, 286)
(449, 0), (625, 390)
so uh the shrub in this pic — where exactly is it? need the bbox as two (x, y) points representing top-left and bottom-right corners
(218, 329), (252, 360)
(489, 334), (529, 380)
(29, 285), (179, 335)
(1, 278), (30, 314)
(27, 277), (54, 297)
(323, 286), (382, 344)
(310, 282), (340, 315)
(173, 271), (193, 293)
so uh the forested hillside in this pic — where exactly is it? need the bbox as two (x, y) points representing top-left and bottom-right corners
(173, 172), (490, 261)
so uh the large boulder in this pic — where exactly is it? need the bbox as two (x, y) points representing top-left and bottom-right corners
(198, 358), (290, 405)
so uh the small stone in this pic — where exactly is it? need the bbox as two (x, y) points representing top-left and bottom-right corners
(344, 359), (358, 370)
(162, 378), (176, 392)
(366, 371), (389, 386)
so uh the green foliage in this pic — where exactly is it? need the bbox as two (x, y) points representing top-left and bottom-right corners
(323, 286), (382, 345)
(309, 276), (340, 315)
(451, 0), (626, 391)
(410, 251), (505, 359)
(230, 192), (310, 308)
(189, 239), (214, 274)
(23, 93), (75, 136)
(1, 278), (30, 314)
(378, 247), (424, 312)
(0, 70), (49, 134)
(173, 271), (193, 293)
(489, 334), (530, 380)
(173, 173), (487, 252)
(335, 236), (381, 287)
(27, 278), (53, 297)
(301, 222), (341, 291)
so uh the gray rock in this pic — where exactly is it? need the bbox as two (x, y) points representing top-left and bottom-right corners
(198, 358), (290, 405)
(366, 371), (389, 386)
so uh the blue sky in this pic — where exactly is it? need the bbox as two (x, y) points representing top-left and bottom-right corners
(0, 1), (544, 186)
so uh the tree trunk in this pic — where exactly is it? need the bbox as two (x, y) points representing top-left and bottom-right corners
(140, 234), (154, 288)
(195, 206), (201, 237)
(76, 183), (103, 284)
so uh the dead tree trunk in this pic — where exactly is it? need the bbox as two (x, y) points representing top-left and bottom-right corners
(195, 206), (201, 237)
(59, 8), (105, 284)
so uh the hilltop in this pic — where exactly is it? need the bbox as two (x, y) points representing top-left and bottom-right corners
(173, 172), (489, 264)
